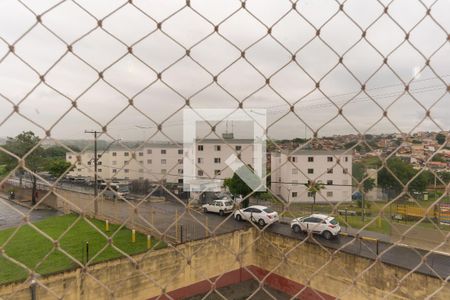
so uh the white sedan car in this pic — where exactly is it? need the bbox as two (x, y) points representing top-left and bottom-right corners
(290, 214), (341, 240)
(234, 205), (279, 226)
(202, 199), (234, 216)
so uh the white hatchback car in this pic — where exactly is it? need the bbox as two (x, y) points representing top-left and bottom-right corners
(234, 205), (279, 226)
(290, 214), (341, 240)
(202, 199), (234, 216)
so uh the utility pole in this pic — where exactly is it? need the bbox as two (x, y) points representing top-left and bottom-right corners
(85, 130), (101, 216)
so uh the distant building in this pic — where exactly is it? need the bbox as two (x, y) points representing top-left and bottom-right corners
(271, 150), (352, 203)
(66, 139), (255, 185)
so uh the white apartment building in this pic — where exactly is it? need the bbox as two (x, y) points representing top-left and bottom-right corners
(66, 139), (254, 185)
(271, 150), (352, 203)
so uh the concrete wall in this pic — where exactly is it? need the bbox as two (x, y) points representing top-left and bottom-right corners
(0, 228), (448, 300)
(255, 231), (449, 300)
(0, 229), (256, 300)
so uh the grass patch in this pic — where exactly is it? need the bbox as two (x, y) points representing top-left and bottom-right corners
(0, 214), (165, 285)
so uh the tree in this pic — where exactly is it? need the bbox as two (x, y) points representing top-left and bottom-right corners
(42, 146), (67, 158)
(360, 176), (375, 221)
(46, 159), (72, 178)
(304, 180), (325, 213)
(0, 131), (45, 205)
(224, 166), (254, 208)
(378, 157), (428, 199)
(352, 162), (365, 184)
(436, 133), (446, 145)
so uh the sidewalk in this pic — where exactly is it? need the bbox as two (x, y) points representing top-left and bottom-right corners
(0, 192), (54, 211)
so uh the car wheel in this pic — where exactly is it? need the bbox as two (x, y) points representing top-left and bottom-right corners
(292, 224), (301, 233)
(258, 219), (266, 227)
(219, 210), (224, 216)
(235, 214), (242, 221)
(203, 207), (208, 213)
(322, 230), (332, 240)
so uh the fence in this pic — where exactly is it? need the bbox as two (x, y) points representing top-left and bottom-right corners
(0, 0), (450, 299)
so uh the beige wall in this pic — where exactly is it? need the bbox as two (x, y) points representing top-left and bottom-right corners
(1, 228), (447, 300)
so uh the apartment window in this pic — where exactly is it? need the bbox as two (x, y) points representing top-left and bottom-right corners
(235, 145), (242, 151)
(327, 168), (333, 174)
(98, 161), (102, 165)
(307, 191), (314, 197)
(327, 180), (333, 185)
(327, 191), (333, 197)
(327, 156), (333, 162)
(147, 149), (152, 154)
(178, 149), (183, 155)
(161, 159), (166, 164)
(112, 169), (117, 173)
(112, 161), (117, 165)
(77, 168), (82, 172)
(292, 169), (298, 175)
(139, 160), (143, 164)
(138, 152), (143, 157)
(343, 168), (348, 174)
(68, 155), (72, 159)
(237, 153), (241, 159)
(147, 159), (152, 164)
(124, 152), (129, 156)
(98, 168), (102, 172)
(308, 156), (314, 162)
(345, 157), (349, 162)
(214, 170), (221, 176)
(124, 169), (129, 173)
(198, 145), (204, 151)
(87, 161), (91, 165)
(178, 158), (183, 164)
(198, 170), (204, 176)
(197, 158), (203, 164)
(307, 168), (314, 174)
(214, 157), (221, 163)
(178, 169), (183, 174)
(288, 156), (296, 162)
(161, 169), (167, 174)
(139, 169), (144, 173)
(292, 192), (298, 198)
(161, 149), (166, 154)
(214, 145), (221, 151)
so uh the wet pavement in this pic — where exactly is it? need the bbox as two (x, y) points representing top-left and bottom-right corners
(0, 196), (61, 230)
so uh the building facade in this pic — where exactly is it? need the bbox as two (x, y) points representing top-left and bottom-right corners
(66, 139), (254, 184)
(271, 150), (352, 203)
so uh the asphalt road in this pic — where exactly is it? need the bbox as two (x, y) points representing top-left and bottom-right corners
(0, 196), (61, 230)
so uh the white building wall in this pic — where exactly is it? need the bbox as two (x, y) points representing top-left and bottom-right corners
(271, 151), (352, 203)
(66, 140), (254, 184)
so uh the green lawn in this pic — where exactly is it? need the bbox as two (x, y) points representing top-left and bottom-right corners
(0, 214), (165, 284)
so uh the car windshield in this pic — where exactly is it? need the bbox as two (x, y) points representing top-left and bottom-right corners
(329, 218), (338, 225)
(225, 201), (233, 206)
(263, 208), (274, 213)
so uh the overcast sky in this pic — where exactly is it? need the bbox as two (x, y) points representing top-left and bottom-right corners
(0, 0), (449, 143)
